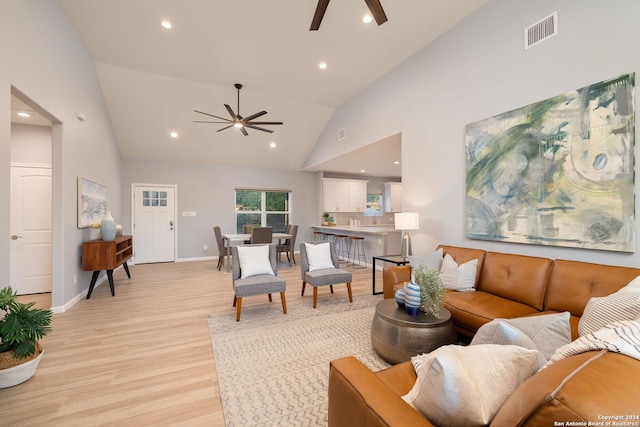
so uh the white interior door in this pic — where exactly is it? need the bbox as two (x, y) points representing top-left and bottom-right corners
(10, 166), (52, 294)
(133, 185), (176, 264)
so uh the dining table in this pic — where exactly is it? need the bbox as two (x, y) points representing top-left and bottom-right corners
(222, 232), (292, 272)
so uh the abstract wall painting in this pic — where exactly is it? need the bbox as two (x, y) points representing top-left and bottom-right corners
(465, 73), (635, 252)
(78, 177), (107, 228)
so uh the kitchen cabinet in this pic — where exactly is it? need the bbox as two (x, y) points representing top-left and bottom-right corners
(384, 182), (402, 212)
(322, 178), (368, 212)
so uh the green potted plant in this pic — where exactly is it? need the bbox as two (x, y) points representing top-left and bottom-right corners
(413, 264), (445, 317)
(0, 286), (52, 388)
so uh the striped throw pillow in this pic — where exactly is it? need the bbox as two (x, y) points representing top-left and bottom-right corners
(578, 292), (640, 336)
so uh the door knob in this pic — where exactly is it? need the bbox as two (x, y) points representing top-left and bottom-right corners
(11, 235), (23, 240)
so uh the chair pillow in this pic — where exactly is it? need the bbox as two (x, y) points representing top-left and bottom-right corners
(470, 312), (571, 371)
(238, 245), (274, 279)
(408, 248), (443, 271)
(305, 242), (334, 271)
(439, 254), (477, 291)
(578, 292), (640, 336)
(402, 344), (539, 427)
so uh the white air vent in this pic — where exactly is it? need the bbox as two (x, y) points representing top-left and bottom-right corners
(524, 11), (557, 50)
(338, 128), (346, 141)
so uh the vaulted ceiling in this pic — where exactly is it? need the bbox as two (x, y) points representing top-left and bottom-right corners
(54, 0), (487, 176)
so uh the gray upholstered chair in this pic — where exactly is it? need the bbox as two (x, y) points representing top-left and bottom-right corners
(300, 241), (353, 308)
(277, 224), (298, 265)
(251, 226), (273, 244)
(231, 244), (286, 321)
(213, 226), (228, 271)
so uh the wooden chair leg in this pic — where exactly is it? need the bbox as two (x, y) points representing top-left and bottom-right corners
(268, 293), (272, 302)
(347, 282), (353, 302)
(280, 292), (287, 314)
(233, 295), (237, 307)
(313, 287), (318, 309)
(330, 285), (334, 294)
(291, 251), (296, 265)
(301, 282), (306, 296)
(236, 297), (242, 321)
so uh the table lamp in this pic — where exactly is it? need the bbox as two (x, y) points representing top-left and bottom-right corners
(394, 212), (419, 260)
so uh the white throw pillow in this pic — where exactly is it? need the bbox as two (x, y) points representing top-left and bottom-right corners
(439, 254), (478, 291)
(470, 312), (571, 370)
(305, 242), (335, 271)
(402, 344), (539, 427)
(615, 275), (640, 294)
(578, 292), (640, 336)
(409, 248), (443, 271)
(237, 245), (274, 279)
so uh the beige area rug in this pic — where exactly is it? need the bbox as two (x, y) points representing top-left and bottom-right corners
(208, 294), (390, 427)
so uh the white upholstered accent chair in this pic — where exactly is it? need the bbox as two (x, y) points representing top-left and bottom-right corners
(231, 244), (287, 321)
(300, 241), (353, 308)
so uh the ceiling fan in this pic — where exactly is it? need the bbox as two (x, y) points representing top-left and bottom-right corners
(310, 0), (388, 31)
(193, 84), (283, 136)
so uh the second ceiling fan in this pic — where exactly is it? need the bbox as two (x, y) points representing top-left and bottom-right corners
(193, 84), (283, 136)
(310, 0), (388, 31)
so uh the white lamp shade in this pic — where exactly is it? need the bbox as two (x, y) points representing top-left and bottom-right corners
(394, 212), (419, 230)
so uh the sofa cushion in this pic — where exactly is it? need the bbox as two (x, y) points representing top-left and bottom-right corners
(437, 245), (486, 284)
(470, 312), (571, 370)
(439, 254), (477, 291)
(477, 251), (551, 311)
(402, 344), (539, 427)
(545, 259), (640, 317)
(408, 248), (443, 271)
(578, 292), (640, 336)
(444, 291), (541, 336)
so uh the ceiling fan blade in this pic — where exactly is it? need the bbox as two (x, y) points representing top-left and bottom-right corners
(224, 104), (239, 121)
(216, 125), (234, 132)
(239, 126), (249, 136)
(193, 120), (232, 123)
(193, 110), (231, 121)
(364, 0), (388, 25)
(248, 121), (283, 125)
(243, 110), (268, 121)
(310, 0), (330, 31)
(246, 124), (274, 133)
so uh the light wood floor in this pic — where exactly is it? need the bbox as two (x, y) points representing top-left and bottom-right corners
(1, 256), (381, 426)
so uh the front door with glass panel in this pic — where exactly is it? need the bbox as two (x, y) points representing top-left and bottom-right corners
(133, 185), (176, 264)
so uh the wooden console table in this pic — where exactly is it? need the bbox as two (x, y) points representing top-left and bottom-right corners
(82, 235), (133, 299)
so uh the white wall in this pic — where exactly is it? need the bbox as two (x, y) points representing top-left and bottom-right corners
(305, 0), (640, 267)
(121, 159), (320, 260)
(0, 1), (123, 308)
(11, 124), (52, 165)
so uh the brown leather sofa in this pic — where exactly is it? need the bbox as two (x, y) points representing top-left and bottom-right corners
(328, 245), (640, 427)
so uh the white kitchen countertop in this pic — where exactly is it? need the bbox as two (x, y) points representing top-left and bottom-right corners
(311, 225), (400, 235)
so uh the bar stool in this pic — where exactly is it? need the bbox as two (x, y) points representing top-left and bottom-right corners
(313, 231), (326, 241)
(334, 234), (349, 263)
(348, 236), (367, 269)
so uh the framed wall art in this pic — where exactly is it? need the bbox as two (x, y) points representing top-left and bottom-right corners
(77, 176), (107, 228)
(465, 73), (635, 252)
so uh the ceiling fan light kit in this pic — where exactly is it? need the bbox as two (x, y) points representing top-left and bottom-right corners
(193, 83), (283, 136)
(310, 0), (387, 31)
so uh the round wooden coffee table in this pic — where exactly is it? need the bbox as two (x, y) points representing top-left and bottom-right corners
(371, 299), (457, 364)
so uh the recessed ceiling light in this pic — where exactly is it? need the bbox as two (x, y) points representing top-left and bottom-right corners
(360, 169), (366, 173)
(270, 142), (277, 148)
(161, 20), (172, 29)
(170, 131), (178, 138)
(362, 15), (373, 24)
(319, 62), (327, 70)
(17, 112), (31, 118)
(394, 161), (400, 165)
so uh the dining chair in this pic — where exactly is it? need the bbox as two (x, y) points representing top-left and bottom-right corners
(231, 244), (287, 321)
(300, 241), (353, 308)
(277, 224), (298, 265)
(251, 226), (273, 244)
(213, 226), (227, 271)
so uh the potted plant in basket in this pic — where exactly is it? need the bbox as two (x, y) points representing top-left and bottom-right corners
(413, 264), (446, 317)
(0, 286), (52, 388)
